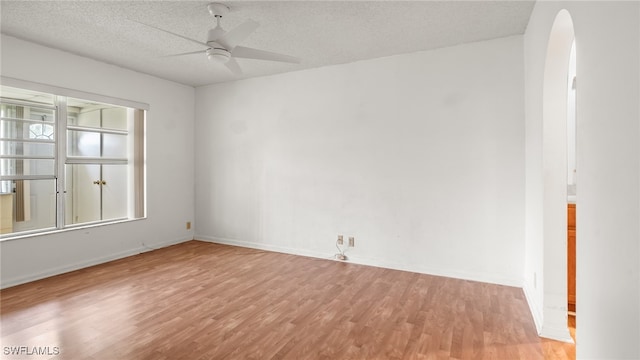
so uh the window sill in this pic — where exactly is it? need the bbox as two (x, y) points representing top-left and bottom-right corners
(0, 217), (147, 242)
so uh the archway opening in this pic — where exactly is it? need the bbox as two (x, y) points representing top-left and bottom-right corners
(540, 8), (575, 343)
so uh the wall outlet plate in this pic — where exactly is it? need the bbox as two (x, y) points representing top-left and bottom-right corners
(348, 237), (354, 247)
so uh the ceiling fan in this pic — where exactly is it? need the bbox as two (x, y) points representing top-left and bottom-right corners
(136, 2), (301, 74)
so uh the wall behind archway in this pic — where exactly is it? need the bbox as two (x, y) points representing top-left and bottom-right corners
(524, 1), (640, 358)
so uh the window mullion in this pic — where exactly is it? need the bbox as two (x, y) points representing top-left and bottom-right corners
(55, 96), (67, 230)
(133, 109), (145, 218)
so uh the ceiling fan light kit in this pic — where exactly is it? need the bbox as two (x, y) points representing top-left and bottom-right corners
(207, 48), (231, 63)
(137, 2), (300, 75)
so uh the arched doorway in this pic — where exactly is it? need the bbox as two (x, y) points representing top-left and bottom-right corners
(540, 9), (575, 342)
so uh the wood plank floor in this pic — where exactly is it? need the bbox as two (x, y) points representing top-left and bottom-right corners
(1, 240), (575, 359)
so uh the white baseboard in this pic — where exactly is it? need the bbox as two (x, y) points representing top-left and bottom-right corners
(540, 324), (574, 344)
(0, 236), (192, 289)
(196, 235), (522, 287)
(195, 235), (331, 261)
(540, 301), (574, 343)
(523, 281), (543, 334)
(522, 281), (574, 344)
(345, 254), (522, 287)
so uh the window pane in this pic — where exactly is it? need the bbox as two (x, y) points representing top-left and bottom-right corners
(64, 164), (129, 224)
(0, 86), (54, 106)
(1, 141), (55, 157)
(1, 96), (57, 187)
(67, 130), (100, 157)
(67, 100), (127, 130)
(0, 180), (11, 194)
(65, 164), (101, 224)
(1, 159), (55, 177)
(1, 120), (55, 139)
(67, 131), (127, 159)
(103, 134), (127, 158)
(28, 123), (55, 139)
(102, 107), (127, 130)
(66, 98), (135, 228)
(0, 179), (56, 235)
(0, 119), (23, 139)
(101, 165), (128, 220)
(74, 108), (101, 127)
(0, 105), (55, 121)
(67, 109), (80, 126)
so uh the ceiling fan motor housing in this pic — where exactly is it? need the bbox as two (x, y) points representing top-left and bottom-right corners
(207, 46), (231, 63)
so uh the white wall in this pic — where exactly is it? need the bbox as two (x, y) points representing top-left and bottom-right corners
(0, 35), (196, 288)
(523, 6), (547, 331)
(195, 36), (525, 286)
(524, 2), (640, 358)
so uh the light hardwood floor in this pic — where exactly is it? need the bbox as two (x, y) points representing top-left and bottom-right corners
(1, 240), (575, 359)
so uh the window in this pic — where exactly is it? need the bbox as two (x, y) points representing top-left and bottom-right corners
(0, 84), (146, 238)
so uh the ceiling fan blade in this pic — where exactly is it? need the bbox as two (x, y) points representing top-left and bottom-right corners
(217, 19), (259, 50)
(232, 46), (301, 64)
(161, 50), (204, 58)
(132, 20), (209, 48)
(225, 57), (243, 75)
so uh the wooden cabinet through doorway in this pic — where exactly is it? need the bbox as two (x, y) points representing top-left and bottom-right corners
(568, 204), (576, 313)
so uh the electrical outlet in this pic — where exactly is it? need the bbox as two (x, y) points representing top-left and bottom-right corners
(337, 235), (343, 245)
(348, 237), (354, 247)
(186, 221), (191, 230)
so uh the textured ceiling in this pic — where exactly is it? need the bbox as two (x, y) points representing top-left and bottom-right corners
(0, 1), (535, 87)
